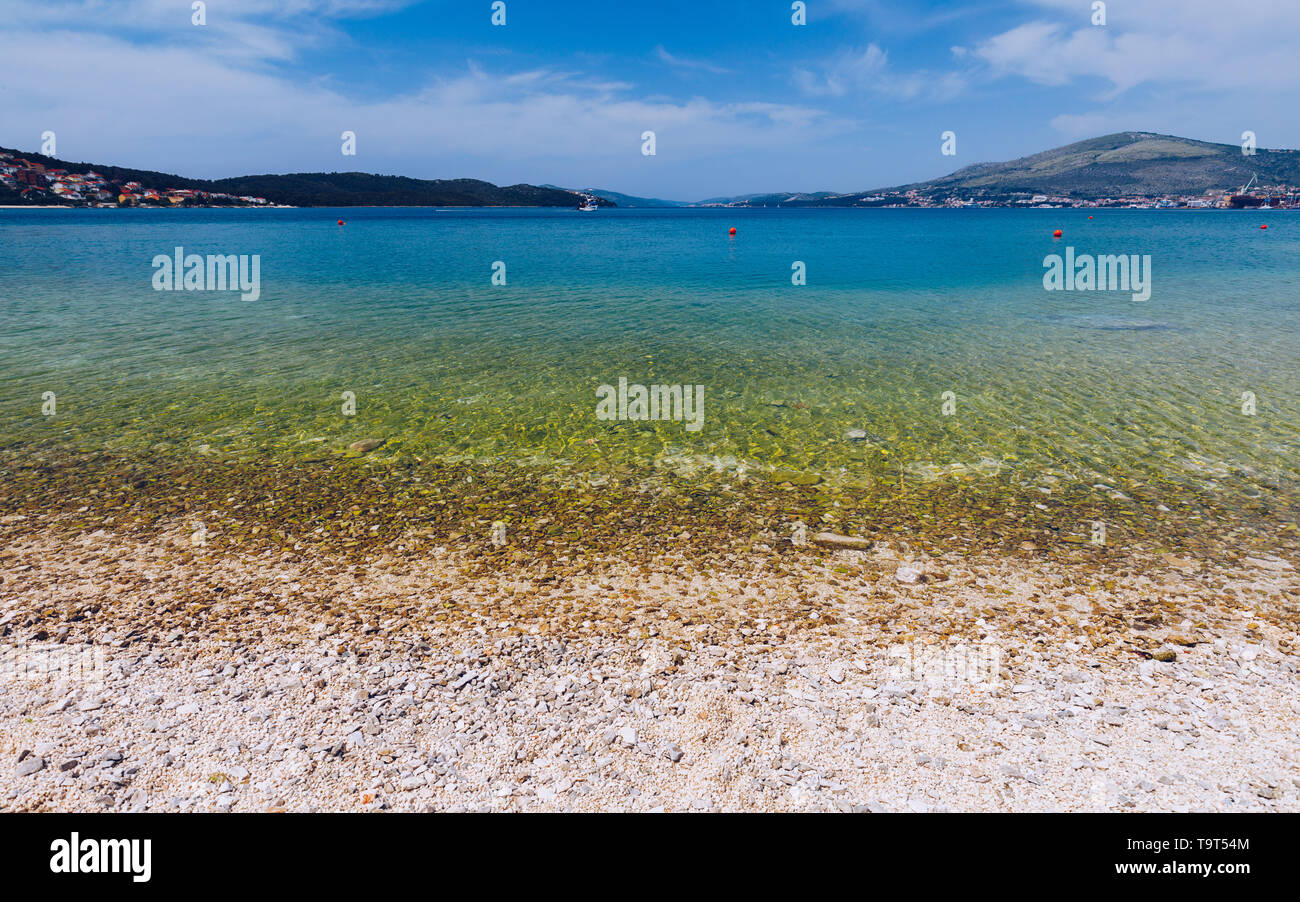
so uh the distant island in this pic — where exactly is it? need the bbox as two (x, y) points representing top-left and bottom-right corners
(710, 132), (1300, 210)
(0, 146), (609, 209)
(4, 132), (1297, 210)
(589, 133), (1299, 209)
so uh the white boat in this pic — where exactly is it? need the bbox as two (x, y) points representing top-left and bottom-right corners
(578, 198), (598, 211)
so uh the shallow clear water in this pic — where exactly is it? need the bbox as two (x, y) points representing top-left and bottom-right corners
(1, 206), (1297, 515)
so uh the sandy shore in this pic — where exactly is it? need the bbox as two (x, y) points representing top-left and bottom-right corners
(2, 522), (1296, 812)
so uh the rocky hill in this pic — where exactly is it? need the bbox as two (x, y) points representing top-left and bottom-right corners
(724, 133), (1300, 206)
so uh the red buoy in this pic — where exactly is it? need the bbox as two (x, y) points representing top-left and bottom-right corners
(1087, 215), (1093, 220)
(1052, 229), (1063, 238)
(337, 219), (345, 226)
(1261, 224), (1268, 230)
(729, 226), (737, 235)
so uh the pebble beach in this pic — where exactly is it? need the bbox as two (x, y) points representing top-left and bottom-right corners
(3, 204), (1299, 814)
(3, 496), (1296, 812)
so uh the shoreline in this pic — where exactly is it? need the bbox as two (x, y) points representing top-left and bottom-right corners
(0, 205), (296, 210)
(2, 444), (1295, 565)
(2, 524), (1296, 812)
(1, 446), (1297, 811)
(3, 204), (1295, 212)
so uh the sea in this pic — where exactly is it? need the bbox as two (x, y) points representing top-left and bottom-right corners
(2, 205), (1297, 544)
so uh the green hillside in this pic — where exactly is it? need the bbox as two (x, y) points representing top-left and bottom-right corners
(0, 146), (606, 207)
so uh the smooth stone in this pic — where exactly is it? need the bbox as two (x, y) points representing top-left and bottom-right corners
(811, 532), (871, 550)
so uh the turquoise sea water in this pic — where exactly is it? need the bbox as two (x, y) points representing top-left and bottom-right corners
(1, 206), (1297, 519)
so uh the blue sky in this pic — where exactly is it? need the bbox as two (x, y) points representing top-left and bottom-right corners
(2, 0), (1298, 199)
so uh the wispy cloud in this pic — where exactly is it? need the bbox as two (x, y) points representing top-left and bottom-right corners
(793, 44), (968, 102)
(654, 45), (731, 75)
(0, 25), (846, 183)
(0, 0), (412, 65)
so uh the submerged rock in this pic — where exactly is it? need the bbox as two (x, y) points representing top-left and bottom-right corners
(349, 438), (386, 454)
(895, 566), (925, 584)
(811, 532), (871, 550)
(843, 428), (886, 444)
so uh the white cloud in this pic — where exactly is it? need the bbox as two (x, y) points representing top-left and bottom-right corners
(654, 46), (731, 75)
(976, 1), (1300, 95)
(0, 0), (412, 65)
(793, 44), (967, 102)
(0, 0), (413, 25)
(0, 26), (848, 186)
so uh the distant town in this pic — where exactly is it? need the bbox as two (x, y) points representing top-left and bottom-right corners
(707, 183), (1300, 210)
(0, 150), (271, 207)
(829, 186), (1299, 209)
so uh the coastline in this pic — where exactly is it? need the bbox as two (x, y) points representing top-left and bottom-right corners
(2, 204), (1294, 211)
(0, 204), (297, 210)
(3, 444), (1295, 564)
(2, 447), (1297, 811)
(3, 522), (1295, 812)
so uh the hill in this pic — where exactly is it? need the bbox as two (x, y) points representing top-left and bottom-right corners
(890, 132), (1300, 199)
(205, 172), (609, 207)
(8, 132), (1298, 210)
(720, 133), (1300, 206)
(0, 146), (608, 207)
